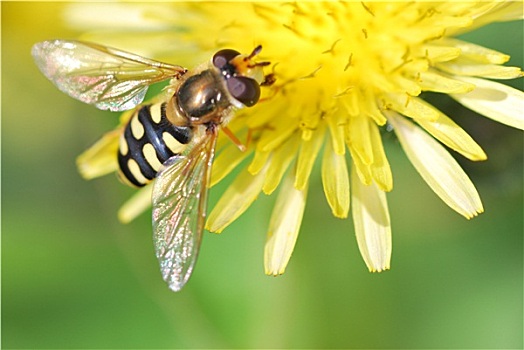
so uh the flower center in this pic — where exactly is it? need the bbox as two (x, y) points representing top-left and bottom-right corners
(240, 3), (466, 116)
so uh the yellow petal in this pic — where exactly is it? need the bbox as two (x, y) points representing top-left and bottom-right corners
(206, 165), (267, 233)
(418, 71), (476, 94)
(322, 134), (350, 218)
(341, 89), (360, 116)
(248, 148), (270, 175)
(368, 122), (393, 192)
(450, 2), (524, 35)
(388, 112), (483, 219)
(439, 38), (510, 64)
(263, 134), (300, 195)
(257, 115), (298, 152)
(390, 74), (422, 96)
(295, 124), (325, 191)
(210, 144), (252, 187)
(415, 109), (487, 161)
(351, 163), (391, 272)
(385, 94), (440, 121)
(327, 112), (346, 155)
(362, 89), (387, 126)
(437, 58), (523, 79)
(76, 128), (120, 180)
(422, 44), (461, 63)
(346, 116), (373, 165)
(451, 76), (524, 130)
(432, 14), (472, 30)
(118, 184), (152, 224)
(348, 145), (372, 186)
(264, 171), (307, 276)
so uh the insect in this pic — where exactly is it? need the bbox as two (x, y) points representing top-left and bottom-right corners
(32, 40), (274, 292)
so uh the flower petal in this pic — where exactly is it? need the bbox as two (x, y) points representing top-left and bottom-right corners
(368, 122), (393, 192)
(422, 44), (461, 63)
(76, 129), (120, 180)
(295, 124), (325, 191)
(415, 109), (487, 161)
(322, 134), (350, 218)
(439, 38), (510, 64)
(347, 116), (373, 165)
(327, 112), (346, 155)
(388, 112), (484, 219)
(351, 163), (391, 272)
(264, 171), (307, 276)
(385, 94), (440, 121)
(257, 115), (298, 152)
(436, 57), (523, 79)
(418, 71), (476, 94)
(349, 146), (372, 186)
(451, 76), (524, 130)
(362, 91), (387, 126)
(263, 134), (300, 195)
(118, 184), (153, 224)
(248, 149), (270, 175)
(206, 165), (267, 233)
(210, 144), (252, 187)
(451, 2), (524, 35)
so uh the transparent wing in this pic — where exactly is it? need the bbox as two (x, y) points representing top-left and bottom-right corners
(32, 40), (187, 111)
(152, 130), (218, 292)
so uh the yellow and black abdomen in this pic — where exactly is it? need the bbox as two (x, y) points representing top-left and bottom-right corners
(118, 103), (192, 187)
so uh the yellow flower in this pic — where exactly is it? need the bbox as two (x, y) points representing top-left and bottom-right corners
(72, 2), (523, 276)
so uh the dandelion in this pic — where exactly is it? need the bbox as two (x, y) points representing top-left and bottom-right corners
(72, 2), (523, 277)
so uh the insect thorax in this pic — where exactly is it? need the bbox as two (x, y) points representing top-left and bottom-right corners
(175, 67), (235, 125)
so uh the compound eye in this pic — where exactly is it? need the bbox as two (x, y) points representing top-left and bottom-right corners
(213, 49), (241, 69)
(226, 76), (260, 107)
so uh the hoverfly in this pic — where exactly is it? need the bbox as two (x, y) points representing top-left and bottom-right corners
(32, 40), (274, 292)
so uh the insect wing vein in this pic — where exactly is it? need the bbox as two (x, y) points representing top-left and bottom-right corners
(31, 40), (186, 111)
(152, 131), (217, 292)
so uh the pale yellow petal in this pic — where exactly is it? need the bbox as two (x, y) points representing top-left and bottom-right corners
(347, 116), (373, 165)
(295, 124), (325, 191)
(439, 38), (510, 64)
(432, 14), (472, 29)
(263, 134), (300, 195)
(76, 129), (120, 180)
(362, 90), (387, 126)
(248, 148), (270, 175)
(368, 122), (393, 192)
(390, 74), (422, 96)
(388, 112), (483, 219)
(351, 163), (391, 272)
(264, 171), (307, 276)
(327, 112), (346, 155)
(385, 94), (439, 121)
(418, 71), (475, 94)
(322, 134), (350, 218)
(348, 145), (372, 186)
(451, 76), (524, 130)
(206, 165), (267, 233)
(118, 184), (153, 224)
(451, 2), (524, 35)
(422, 44), (461, 63)
(210, 144), (252, 187)
(257, 115), (298, 152)
(437, 59), (523, 79)
(65, 3), (177, 31)
(341, 89), (360, 116)
(415, 110), (487, 161)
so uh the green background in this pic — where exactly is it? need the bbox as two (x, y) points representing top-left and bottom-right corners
(2, 3), (522, 349)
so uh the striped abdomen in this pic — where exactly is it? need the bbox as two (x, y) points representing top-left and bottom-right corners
(118, 103), (192, 187)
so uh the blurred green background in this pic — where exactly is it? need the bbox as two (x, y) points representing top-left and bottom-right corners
(2, 3), (522, 349)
